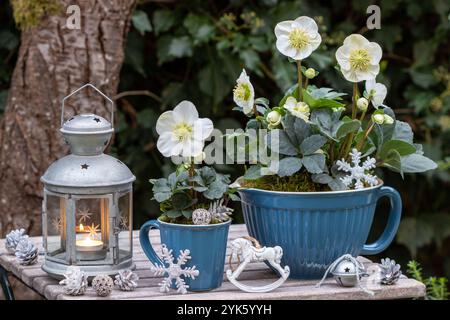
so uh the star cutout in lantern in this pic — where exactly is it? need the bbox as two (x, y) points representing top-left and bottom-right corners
(93, 117), (101, 123)
(344, 267), (350, 273)
(81, 164), (89, 169)
(87, 224), (100, 239)
(77, 207), (93, 224)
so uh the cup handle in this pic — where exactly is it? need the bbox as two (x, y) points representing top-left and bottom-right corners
(361, 186), (402, 255)
(139, 220), (164, 266)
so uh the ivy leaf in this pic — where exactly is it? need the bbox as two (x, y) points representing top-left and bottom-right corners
(299, 134), (327, 155)
(302, 153), (326, 174)
(397, 217), (434, 257)
(153, 9), (175, 35)
(401, 154), (438, 173)
(277, 157), (303, 177)
(378, 140), (417, 159)
(132, 10), (152, 35)
(168, 36), (193, 58)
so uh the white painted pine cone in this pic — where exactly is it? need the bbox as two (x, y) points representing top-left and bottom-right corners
(114, 269), (139, 291)
(92, 275), (114, 297)
(14, 238), (38, 265)
(59, 266), (88, 296)
(5, 228), (27, 254)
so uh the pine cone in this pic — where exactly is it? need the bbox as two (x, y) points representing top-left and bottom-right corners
(92, 275), (114, 297)
(14, 238), (38, 266)
(209, 198), (234, 222)
(5, 228), (27, 254)
(114, 269), (139, 291)
(59, 266), (88, 296)
(379, 258), (402, 285)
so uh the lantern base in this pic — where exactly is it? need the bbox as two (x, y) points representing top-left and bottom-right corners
(42, 258), (135, 280)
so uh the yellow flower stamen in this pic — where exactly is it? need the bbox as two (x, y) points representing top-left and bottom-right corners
(233, 83), (251, 101)
(288, 28), (310, 50)
(173, 123), (193, 142)
(349, 49), (371, 72)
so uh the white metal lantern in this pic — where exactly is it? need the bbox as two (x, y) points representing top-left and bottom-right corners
(40, 84), (135, 278)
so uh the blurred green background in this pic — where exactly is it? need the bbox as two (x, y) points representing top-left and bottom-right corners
(0, 0), (449, 286)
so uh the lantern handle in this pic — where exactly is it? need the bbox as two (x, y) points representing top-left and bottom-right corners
(61, 83), (114, 127)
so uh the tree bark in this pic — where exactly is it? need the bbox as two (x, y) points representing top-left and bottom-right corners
(0, 0), (136, 236)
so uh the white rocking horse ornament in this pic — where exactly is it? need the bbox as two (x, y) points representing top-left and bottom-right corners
(226, 236), (290, 293)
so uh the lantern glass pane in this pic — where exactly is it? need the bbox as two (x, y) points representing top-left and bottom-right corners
(45, 194), (66, 260)
(117, 192), (132, 260)
(74, 198), (109, 261)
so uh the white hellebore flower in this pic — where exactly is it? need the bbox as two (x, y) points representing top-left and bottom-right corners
(275, 16), (322, 60)
(233, 69), (255, 115)
(156, 101), (213, 158)
(283, 96), (310, 122)
(365, 79), (387, 108)
(335, 34), (382, 82)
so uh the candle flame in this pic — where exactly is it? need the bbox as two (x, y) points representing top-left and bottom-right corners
(79, 223), (84, 232)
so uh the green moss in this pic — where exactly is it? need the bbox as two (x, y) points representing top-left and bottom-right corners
(159, 214), (227, 225)
(242, 171), (330, 192)
(11, 0), (61, 30)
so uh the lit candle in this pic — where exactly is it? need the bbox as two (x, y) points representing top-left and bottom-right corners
(76, 236), (103, 252)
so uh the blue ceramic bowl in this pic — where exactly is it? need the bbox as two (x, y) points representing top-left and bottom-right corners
(239, 182), (402, 279)
(140, 219), (231, 291)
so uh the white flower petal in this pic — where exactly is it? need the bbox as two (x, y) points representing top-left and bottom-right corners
(368, 42), (383, 64)
(237, 69), (249, 83)
(343, 34), (370, 48)
(156, 111), (175, 135)
(194, 118), (214, 140)
(274, 21), (293, 37)
(294, 16), (318, 34)
(172, 100), (199, 124)
(294, 46), (313, 60)
(157, 131), (176, 157)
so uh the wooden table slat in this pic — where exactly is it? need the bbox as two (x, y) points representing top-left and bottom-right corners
(0, 224), (425, 300)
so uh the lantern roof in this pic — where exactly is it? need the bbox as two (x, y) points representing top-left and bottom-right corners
(41, 154), (135, 189)
(61, 113), (113, 134)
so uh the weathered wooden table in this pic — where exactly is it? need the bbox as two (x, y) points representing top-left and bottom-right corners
(0, 224), (425, 300)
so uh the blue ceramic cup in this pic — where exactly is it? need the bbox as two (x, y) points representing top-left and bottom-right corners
(239, 183), (402, 279)
(139, 219), (231, 291)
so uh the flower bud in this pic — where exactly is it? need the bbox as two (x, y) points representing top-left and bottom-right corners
(357, 97), (369, 111)
(305, 68), (316, 79)
(383, 114), (394, 125)
(266, 110), (282, 127)
(193, 152), (206, 164)
(372, 114), (385, 124)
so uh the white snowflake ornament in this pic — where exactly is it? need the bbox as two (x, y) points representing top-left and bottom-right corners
(336, 149), (379, 190)
(150, 244), (199, 294)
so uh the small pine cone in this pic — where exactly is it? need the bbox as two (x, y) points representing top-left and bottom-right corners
(192, 208), (211, 225)
(59, 266), (88, 296)
(92, 275), (114, 297)
(379, 258), (402, 285)
(114, 269), (139, 291)
(5, 228), (28, 254)
(14, 238), (38, 266)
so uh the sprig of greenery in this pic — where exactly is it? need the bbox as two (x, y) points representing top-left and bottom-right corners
(407, 260), (449, 300)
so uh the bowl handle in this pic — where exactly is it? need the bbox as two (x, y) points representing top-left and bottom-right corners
(361, 186), (402, 255)
(139, 220), (164, 266)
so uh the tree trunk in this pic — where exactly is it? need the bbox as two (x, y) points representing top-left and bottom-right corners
(0, 0), (136, 236)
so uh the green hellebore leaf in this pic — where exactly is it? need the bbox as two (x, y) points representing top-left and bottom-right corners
(302, 153), (326, 174)
(302, 89), (345, 109)
(277, 157), (303, 177)
(203, 179), (228, 200)
(266, 129), (298, 156)
(335, 119), (361, 139)
(153, 192), (172, 203)
(379, 140), (417, 160)
(380, 149), (403, 177)
(400, 154), (438, 173)
(153, 9), (175, 35)
(171, 192), (192, 210)
(392, 120), (414, 143)
(311, 173), (333, 184)
(299, 134), (327, 155)
(244, 165), (264, 180)
(165, 209), (183, 218)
